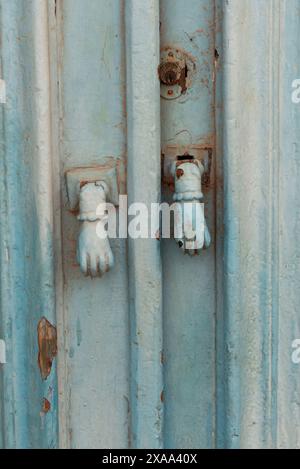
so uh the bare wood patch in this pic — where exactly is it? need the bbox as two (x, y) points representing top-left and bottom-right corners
(37, 317), (57, 380)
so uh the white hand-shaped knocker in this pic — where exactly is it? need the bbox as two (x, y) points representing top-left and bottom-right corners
(171, 159), (211, 255)
(77, 181), (114, 277)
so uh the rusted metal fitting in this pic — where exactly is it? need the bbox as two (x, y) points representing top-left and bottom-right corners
(158, 61), (182, 86)
(159, 47), (195, 100)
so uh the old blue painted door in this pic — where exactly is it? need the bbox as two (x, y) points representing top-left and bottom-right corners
(1, 0), (300, 449)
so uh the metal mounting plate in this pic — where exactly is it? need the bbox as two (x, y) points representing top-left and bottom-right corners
(159, 47), (196, 100)
(65, 163), (121, 210)
(162, 145), (212, 188)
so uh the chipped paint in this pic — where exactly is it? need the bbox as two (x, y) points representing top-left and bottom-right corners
(159, 46), (196, 100)
(37, 318), (57, 381)
(41, 398), (51, 414)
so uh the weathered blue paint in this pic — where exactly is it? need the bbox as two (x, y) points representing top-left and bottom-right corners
(160, 0), (216, 449)
(0, 0), (58, 449)
(55, 0), (129, 449)
(276, 1), (300, 448)
(126, 0), (163, 449)
(218, 0), (300, 449)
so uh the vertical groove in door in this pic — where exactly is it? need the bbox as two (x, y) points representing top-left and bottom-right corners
(220, 0), (282, 449)
(48, 0), (68, 449)
(160, 0), (216, 449)
(125, 0), (164, 449)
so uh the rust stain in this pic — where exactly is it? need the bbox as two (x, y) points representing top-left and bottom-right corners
(158, 61), (181, 86)
(79, 180), (91, 189)
(161, 44), (196, 64)
(41, 397), (51, 414)
(159, 47), (192, 97)
(160, 390), (164, 403)
(37, 317), (57, 381)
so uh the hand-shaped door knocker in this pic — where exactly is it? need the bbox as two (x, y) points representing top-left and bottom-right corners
(171, 159), (211, 255)
(77, 181), (114, 277)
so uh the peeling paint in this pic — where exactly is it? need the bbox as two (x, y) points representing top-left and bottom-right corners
(0, 79), (6, 104)
(37, 317), (57, 380)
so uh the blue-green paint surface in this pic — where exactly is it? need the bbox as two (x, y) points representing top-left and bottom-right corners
(59, 0), (129, 449)
(0, 0), (58, 449)
(1, 0), (300, 450)
(160, 0), (216, 449)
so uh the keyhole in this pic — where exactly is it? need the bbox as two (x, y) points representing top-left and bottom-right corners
(177, 154), (194, 161)
(158, 62), (181, 86)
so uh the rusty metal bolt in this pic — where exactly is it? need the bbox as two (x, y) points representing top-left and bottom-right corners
(176, 168), (184, 179)
(158, 61), (182, 86)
